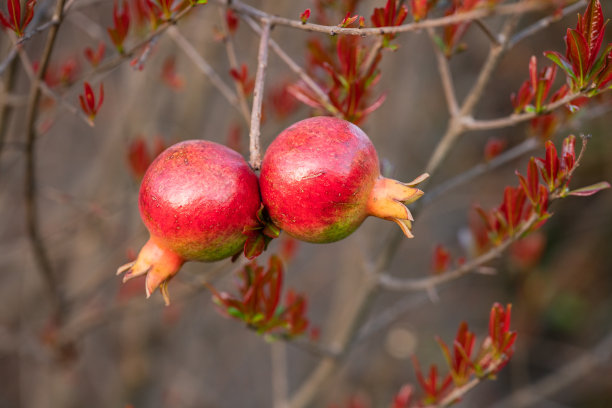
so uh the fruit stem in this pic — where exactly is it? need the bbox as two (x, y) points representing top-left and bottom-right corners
(116, 237), (185, 305)
(366, 173), (429, 238)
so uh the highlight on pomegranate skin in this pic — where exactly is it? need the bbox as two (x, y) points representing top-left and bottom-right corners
(117, 140), (261, 305)
(259, 116), (428, 243)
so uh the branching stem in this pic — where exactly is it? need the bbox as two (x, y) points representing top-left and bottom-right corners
(23, 0), (68, 320)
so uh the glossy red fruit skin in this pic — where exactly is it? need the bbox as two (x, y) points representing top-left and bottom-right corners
(260, 117), (379, 243)
(139, 140), (261, 261)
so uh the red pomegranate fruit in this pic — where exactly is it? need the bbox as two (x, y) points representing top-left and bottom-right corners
(117, 140), (261, 304)
(259, 116), (428, 243)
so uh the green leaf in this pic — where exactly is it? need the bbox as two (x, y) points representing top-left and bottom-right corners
(545, 51), (577, 82)
(227, 307), (244, 320)
(251, 313), (265, 324)
(262, 222), (281, 238)
(567, 181), (611, 196)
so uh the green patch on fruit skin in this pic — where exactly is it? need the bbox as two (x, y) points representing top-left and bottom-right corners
(299, 210), (366, 244)
(160, 231), (246, 262)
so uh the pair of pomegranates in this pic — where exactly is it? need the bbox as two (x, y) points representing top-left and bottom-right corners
(117, 117), (428, 304)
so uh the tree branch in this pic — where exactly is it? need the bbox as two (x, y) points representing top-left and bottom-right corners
(508, 0), (587, 48)
(167, 26), (245, 118)
(378, 215), (537, 292)
(491, 329), (612, 408)
(425, 16), (519, 175)
(428, 28), (459, 117)
(23, 0), (68, 320)
(248, 19), (271, 170)
(242, 15), (340, 117)
(422, 138), (540, 206)
(227, 0), (558, 37)
(218, 7), (252, 125)
(463, 91), (586, 131)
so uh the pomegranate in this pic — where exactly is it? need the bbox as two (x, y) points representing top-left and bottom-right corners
(117, 140), (261, 304)
(259, 117), (428, 243)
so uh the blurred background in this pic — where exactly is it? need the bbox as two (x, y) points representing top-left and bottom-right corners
(0, 0), (611, 407)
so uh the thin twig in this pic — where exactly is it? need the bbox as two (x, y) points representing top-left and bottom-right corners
(424, 360), (506, 408)
(508, 0), (587, 48)
(248, 19), (271, 170)
(89, 3), (197, 79)
(0, 0), (77, 75)
(271, 342), (289, 408)
(17, 49), (94, 127)
(23, 0), (68, 320)
(167, 26), (243, 113)
(491, 329), (612, 408)
(361, 36), (384, 78)
(464, 91), (584, 131)
(0, 54), (19, 159)
(426, 17), (519, 175)
(242, 15), (340, 116)
(227, 0), (558, 37)
(422, 138), (540, 206)
(219, 7), (252, 125)
(378, 215), (538, 292)
(130, 34), (160, 71)
(474, 19), (501, 45)
(427, 28), (459, 117)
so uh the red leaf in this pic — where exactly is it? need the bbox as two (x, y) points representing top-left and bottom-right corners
(23, 0), (36, 32)
(300, 8), (310, 24)
(529, 55), (538, 92)
(484, 137), (506, 161)
(539, 140), (560, 190)
(8, 0), (21, 33)
(432, 244), (451, 274)
(411, 0), (429, 22)
(566, 28), (589, 85)
(579, 0), (606, 69)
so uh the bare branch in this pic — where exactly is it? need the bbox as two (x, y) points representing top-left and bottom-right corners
(474, 19), (501, 45)
(167, 26), (244, 116)
(509, 0), (587, 48)
(23, 0), (68, 320)
(242, 15), (340, 117)
(248, 20), (271, 170)
(422, 138), (540, 206)
(491, 329), (612, 408)
(464, 91), (585, 131)
(271, 342), (289, 408)
(378, 215), (538, 292)
(424, 360), (507, 408)
(90, 3), (198, 79)
(227, 0), (558, 37)
(427, 28), (459, 117)
(426, 16), (519, 175)
(217, 7), (252, 125)
(17, 49), (94, 127)
(0, 0), (78, 75)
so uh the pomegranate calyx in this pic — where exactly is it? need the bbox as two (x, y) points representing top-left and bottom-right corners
(116, 238), (184, 306)
(242, 204), (280, 260)
(366, 173), (429, 238)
